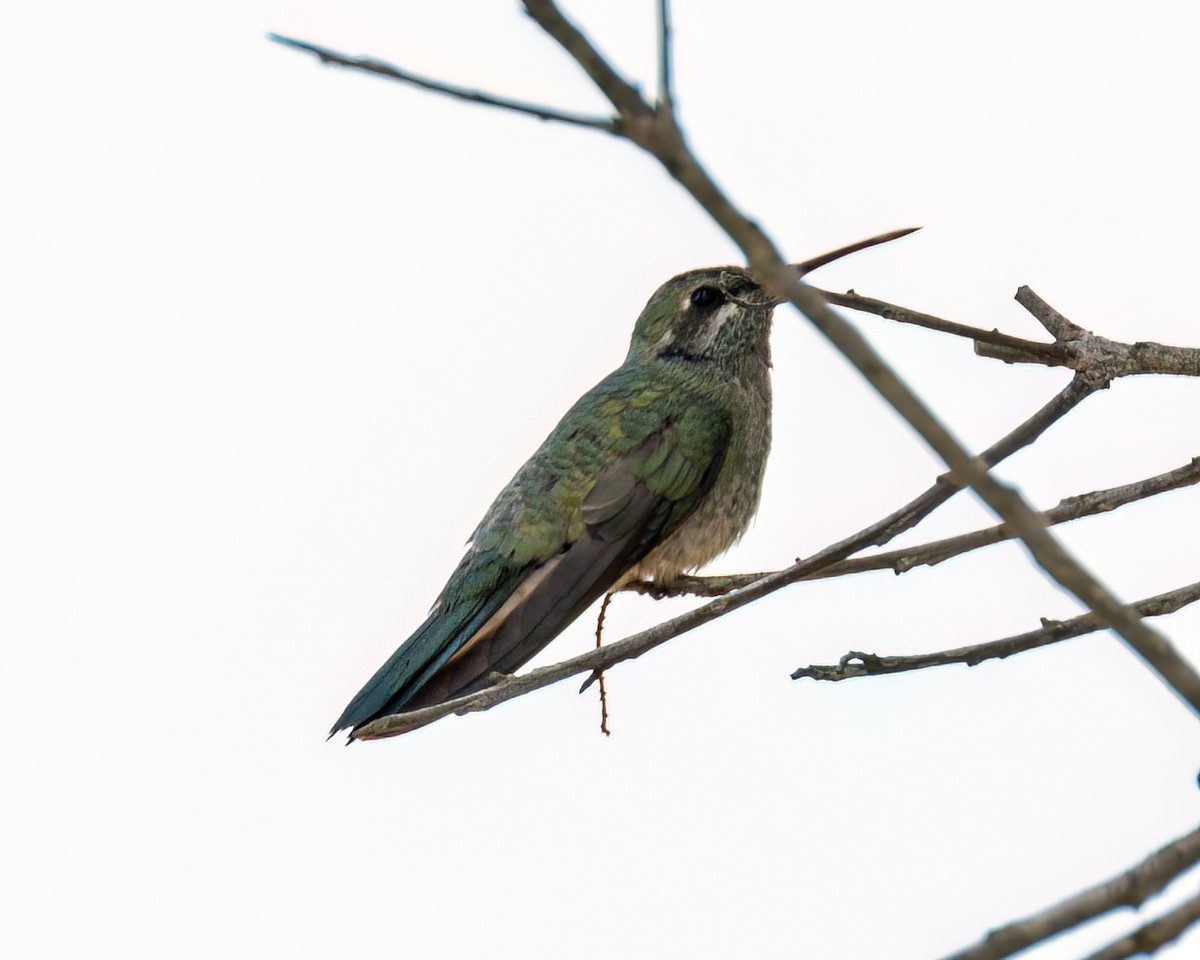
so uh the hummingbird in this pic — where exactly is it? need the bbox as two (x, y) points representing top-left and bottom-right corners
(330, 228), (916, 737)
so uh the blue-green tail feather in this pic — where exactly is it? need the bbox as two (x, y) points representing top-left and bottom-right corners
(328, 575), (519, 737)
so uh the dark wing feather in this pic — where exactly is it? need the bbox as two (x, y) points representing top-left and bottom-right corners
(327, 568), (522, 736)
(398, 449), (674, 711)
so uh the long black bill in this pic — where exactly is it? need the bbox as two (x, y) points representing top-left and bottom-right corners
(791, 226), (920, 277)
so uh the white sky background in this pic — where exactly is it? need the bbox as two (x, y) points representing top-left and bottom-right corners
(4, 1), (1200, 957)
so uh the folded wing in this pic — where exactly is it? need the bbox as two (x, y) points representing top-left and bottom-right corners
(330, 376), (730, 736)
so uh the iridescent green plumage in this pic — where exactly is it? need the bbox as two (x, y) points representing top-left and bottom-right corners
(331, 230), (917, 737)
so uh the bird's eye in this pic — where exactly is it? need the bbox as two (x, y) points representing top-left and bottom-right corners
(690, 286), (723, 308)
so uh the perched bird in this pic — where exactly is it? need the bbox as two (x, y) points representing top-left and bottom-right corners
(331, 228), (916, 737)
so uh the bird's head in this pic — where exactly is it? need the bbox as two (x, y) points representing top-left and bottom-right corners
(625, 265), (774, 367)
(625, 227), (919, 368)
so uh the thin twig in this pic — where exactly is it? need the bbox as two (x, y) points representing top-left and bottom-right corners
(1017, 285), (1087, 340)
(523, 0), (771, 251)
(792, 580), (1200, 682)
(1082, 889), (1200, 960)
(522, 1), (650, 121)
(656, 0), (673, 110)
(266, 33), (614, 130)
(594, 592), (613, 736)
(816, 287), (1069, 365)
(939, 824), (1200, 960)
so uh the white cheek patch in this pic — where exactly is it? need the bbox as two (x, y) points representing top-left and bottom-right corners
(694, 301), (739, 352)
(657, 297), (741, 357)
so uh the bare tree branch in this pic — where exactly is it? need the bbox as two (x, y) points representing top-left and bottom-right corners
(939, 824), (1200, 960)
(880, 457), (1200, 573)
(274, 10), (1200, 959)
(1018, 284), (1088, 340)
(522, 0), (652, 121)
(879, 458), (1200, 572)
(822, 286), (1200, 378)
(275, 3), (1200, 722)
(353, 595), (752, 739)
(1083, 890), (1200, 960)
(792, 580), (1200, 682)
(633, 375), (1101, 601)
(632, 456), (1200, 598)
(816, 287), (1070, 365)
(266, 33), (614, 130)
(517, 0), (1200, 720)
(656, 0), (673, 110)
